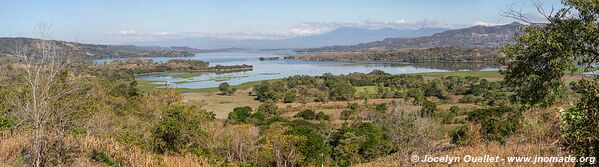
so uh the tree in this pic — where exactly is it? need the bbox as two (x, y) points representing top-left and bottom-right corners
(228, 106), (253, 123)
(500, 0), (599, 159)
(12, 25), (82, 166)
(219, 82), (235, 95)
(560, 79), (598, 158)
(329, 81), (355, 101)
(152, 105), (208, 153)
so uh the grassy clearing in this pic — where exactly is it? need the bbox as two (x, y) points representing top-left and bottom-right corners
(184, 88), (261, 119)
(354, 86), (377, 94)
(137, 79), (271, 94)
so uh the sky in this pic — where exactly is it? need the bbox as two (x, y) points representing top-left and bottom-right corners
(0, 0), (563, 44)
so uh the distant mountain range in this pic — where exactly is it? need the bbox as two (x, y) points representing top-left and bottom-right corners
(296, 22), (525, 52)
(129, 27), (449, 50)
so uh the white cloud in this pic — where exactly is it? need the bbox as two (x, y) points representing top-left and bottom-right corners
(116, 30), (137, 35)
(472, 21), (502, 26)
(106, 19), (463, 41)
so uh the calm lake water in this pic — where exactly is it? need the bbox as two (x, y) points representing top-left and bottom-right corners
(95, 50), (499, 89)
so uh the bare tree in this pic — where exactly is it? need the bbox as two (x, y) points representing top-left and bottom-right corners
(500, 0), (555, 24)
(14, 24), (74, 167)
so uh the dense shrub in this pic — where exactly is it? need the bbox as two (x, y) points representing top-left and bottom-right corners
(91, 150), (120, 167)
(294, 109), (330, 121)
(560, 79), (599, 158)
(451, 126), (470, 146)
(468, 106), (520, 143)
(331, 122), (393, 166)
(258, 100), (280, 115)
(374, 103), (387, 112)
(340, 109), (356, 120)
(442, 106), (460, 124)
(419, 100), (437, 117)
(152, 105), (209, 153)
(0, 114), (14, 131)
(228, 106), (253, 123)
(218, 82), (236, 95)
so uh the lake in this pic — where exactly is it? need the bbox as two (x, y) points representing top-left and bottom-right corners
(95, 50), (499, 89)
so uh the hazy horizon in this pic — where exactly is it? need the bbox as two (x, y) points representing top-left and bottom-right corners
(0, 0), (561, 45)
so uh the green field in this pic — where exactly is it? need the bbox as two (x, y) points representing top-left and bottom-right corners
(354, 86), (377, 94)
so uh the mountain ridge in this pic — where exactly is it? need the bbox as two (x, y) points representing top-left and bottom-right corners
(296, 22), (525, 52)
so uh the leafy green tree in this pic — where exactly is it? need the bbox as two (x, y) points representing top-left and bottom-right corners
(219, 82), (236, 95)
(500, 0), (599, 158)
(560, 79), (599, 158)
(332, 132), (366, 166)
(468, 106), (520, 144)
(331, 122), (392, 166)
(152, 105), (208, 153)
(329, 81), (355, 101)
(228, 106), (252, 123)
(285, 121), (331, 166)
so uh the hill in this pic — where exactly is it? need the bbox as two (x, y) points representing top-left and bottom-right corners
(296, 22), (525, 52)
(0, 37), (203, 58)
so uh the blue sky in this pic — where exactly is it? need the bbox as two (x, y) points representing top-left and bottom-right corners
(0, 0), (562, 44)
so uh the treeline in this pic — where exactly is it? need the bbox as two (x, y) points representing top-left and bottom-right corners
(289, 46), (499, 62)
(95, 59), (253, 74)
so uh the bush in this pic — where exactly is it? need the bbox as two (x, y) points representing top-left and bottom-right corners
(375, 103), (387, 112)
(0, 114), (14, 131)
(329, 82), (355, 101)
(228, 106), (253, 123)
(152, 105), (208, 153)
(258, 100), (280, 115)
(91, 150), (120, 167)
(294, 109), (330, 121)
(340, 109), (356, 120)
(468, 106), (520, 143)
(219, 82), (236, 95)
(285, 122), (331, 166)
(451, 126), (469, 146)
(419, 100), (437, 117)
(442, 106), (459, 124)
(347, 103), (359, 110)
(331, 122), (392, 166)
(560, 79), (599, 158)
(459, 94), (479, 103)
(406, 89), (426, 105)
(283, 91), (296, 103)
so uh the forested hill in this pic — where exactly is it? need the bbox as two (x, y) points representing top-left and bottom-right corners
(0, 37), (203, 58)
(296, 22), (525, 52)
